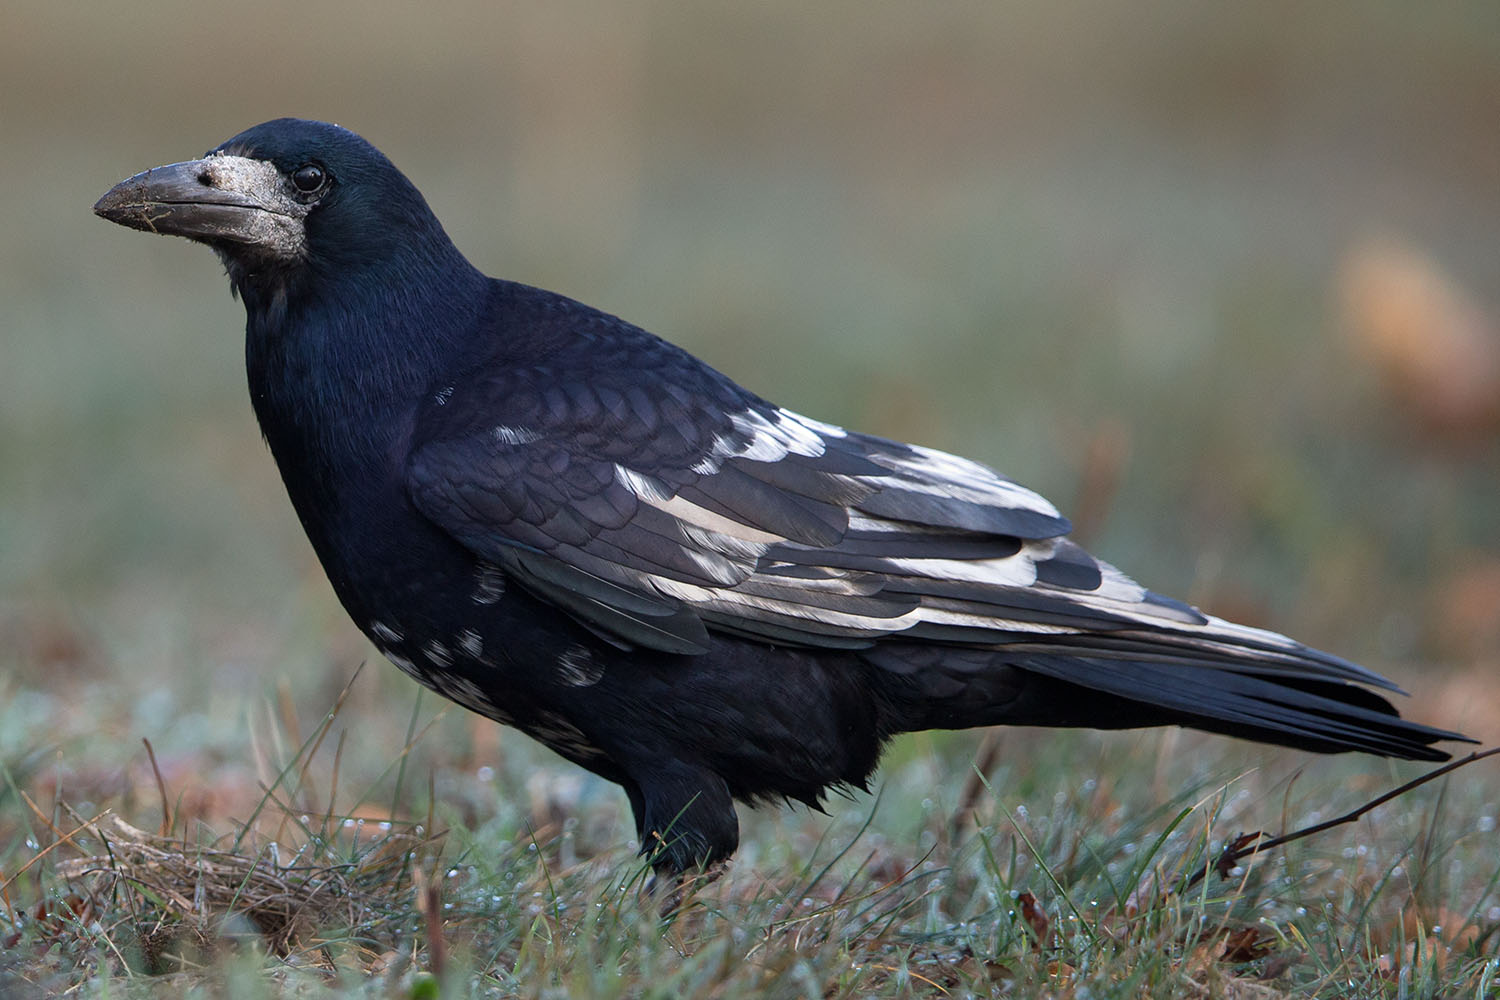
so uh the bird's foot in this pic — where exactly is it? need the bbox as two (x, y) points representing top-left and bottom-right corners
(649, 859), (729, 917)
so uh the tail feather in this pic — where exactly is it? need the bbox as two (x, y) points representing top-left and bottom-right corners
(1013, 625), (1405, 693)
(866, 636), (1471, 761)
(1009, 651), (1468, 761)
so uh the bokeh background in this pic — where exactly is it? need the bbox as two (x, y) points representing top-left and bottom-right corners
(2, 3), (1498, 842)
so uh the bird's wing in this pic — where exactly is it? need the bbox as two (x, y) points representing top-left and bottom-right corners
(405, 354), (1395, 692)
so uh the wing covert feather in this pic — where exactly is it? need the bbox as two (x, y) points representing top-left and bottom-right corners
(406, 338), (1385, 695)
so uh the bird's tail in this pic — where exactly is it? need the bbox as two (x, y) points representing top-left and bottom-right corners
(868, 623), (1470, 761)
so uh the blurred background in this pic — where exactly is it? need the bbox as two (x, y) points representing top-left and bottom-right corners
(2, 2), (1497, 830)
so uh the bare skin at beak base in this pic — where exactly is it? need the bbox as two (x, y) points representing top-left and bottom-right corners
(94, 156), (307, 253)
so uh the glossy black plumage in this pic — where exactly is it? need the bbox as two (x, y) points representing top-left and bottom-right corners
(94, 119), (1469, 875)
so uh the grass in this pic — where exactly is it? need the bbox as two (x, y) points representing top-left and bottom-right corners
(2, 667), (1497, 998)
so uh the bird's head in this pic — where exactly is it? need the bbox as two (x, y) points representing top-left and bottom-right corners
(94, 118), (461, 296)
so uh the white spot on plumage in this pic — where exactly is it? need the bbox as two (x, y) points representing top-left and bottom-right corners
(385, 651), (420, 678)
(473, 563), (506, 604)
(424, 639), (452, 668)
(780, 410), (848, 439)
(845, 514), (916, 534)
(429, 673), (498, 715)
(647, 493), (783, 547)
(726, 408), (827, 462)
(677, 523), (771, 567)
(756, 563), (882, 594)
(526, 711), (599, 758)
(614, 464), (671, 502)
(370, 621), (402, 643)
(556, 645), (604, 687)
(1092, 561), (1148, 604)
(494, 425), (542, 445)
(381, 650), (509, 720)
(675, 545), (747, 585)
(687, 406), (836, 477)
(915, 607), (1079, 634)
(1197, 613), (1302, 650)
(649, 576), (917, 631)
(457, 628), (483, 658)
(434, 385), (454, 406)
(881, 553), (1038, 587)
(870, 442), (1062, 521)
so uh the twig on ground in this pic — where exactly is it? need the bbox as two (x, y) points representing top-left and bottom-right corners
(414, 865), (447, 982)
(142, 737), (173, 837)
(1182, 746), (1500, 893)
(50, 811), (439, 957)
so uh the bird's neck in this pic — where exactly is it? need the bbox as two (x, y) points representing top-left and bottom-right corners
(239, 246), (489, 532)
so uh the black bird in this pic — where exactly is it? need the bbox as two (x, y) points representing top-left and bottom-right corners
(95, 119), (1466, 876)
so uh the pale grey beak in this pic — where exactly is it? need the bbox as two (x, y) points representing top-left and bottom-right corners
(94, 155), (307, 255)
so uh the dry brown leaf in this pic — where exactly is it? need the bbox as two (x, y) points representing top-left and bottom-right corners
(1339, 235), (1500, 439)
(1402, 903), (1480, 952)
(1222, 926), (1273, 963)
(1016, 891), (1050, 950)
(1433, 560), (1500, 661)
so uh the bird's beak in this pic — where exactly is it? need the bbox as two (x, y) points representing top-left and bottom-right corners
(94, 155), (307, 255)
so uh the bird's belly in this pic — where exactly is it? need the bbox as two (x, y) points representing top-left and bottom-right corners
(341, 549), (615, 764)
(318, 515), (884, 795)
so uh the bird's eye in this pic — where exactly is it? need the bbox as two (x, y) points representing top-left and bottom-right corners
(291, 163), (327, 194)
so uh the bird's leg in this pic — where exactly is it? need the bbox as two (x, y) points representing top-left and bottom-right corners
(624, 764), (738, 911)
